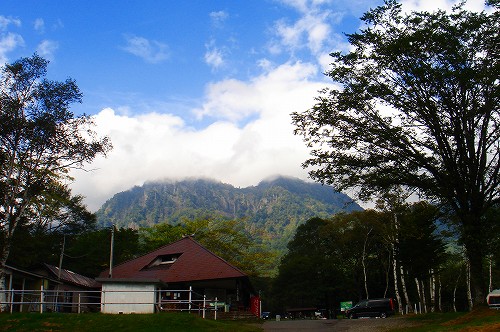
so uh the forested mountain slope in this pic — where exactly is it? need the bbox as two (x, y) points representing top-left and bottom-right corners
(96, 176), (362, 249)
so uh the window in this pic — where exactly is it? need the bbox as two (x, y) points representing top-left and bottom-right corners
(144, 253), (182, 269)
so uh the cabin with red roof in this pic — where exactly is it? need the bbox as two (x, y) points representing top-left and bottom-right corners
(97, 236), (257, 315)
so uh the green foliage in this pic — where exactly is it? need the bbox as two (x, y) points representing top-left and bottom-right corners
(97, 177), (361, 255)
(6, 225), (138, 278)
(292, 0), (499, 304)
(397, 202), (446, 279)
(0, 54), (112, 288)
(5, 187), (98, 271)
(63, 227), (139, 277)
(273, 205), (448, 312)
(139, 218), (277, 277)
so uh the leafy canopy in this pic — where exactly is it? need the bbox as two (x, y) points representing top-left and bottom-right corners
(292, 0), (499, 211)
(0, 54), (112, 287)
(292, 0), (499, 304)
(140, 218), (277, 277)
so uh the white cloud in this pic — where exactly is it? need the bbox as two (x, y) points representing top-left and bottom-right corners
(34, 18), (45, 33)
(210, 10), (229, 27)
(36, 39), (58, 60)
(0, 16), (23, 63)
(122, 35), (169, 63)
(70, 61), (329, 211)
(0, 16), (21, 31)
(400, 0), (489, 12)
(0, 32), (24, 64)
(204, 40), (225, 70)
(194, 61), (319, 121)
(269, 0), (345, 63)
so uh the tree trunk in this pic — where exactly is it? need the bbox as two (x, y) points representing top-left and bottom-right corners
(0, 234), (13, 312)
(489, 255), (493, 293)
(461, 213), (486, 306)
(362, 228), (373, 299)
(438, 275), (442, 312)
(400, 265), (411, 312)
(392, 246), (402, 313)
(393, 214), (411, 312)
(384, 250), (391, 298)
(453, 267), (462, 312)
(420, 279), (427, 313)
(466, 256), (473, 311)
(415, 278), (421, 313)
(429, 269), (435, 312)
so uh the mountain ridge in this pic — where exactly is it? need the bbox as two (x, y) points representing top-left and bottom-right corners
(96, 176), (362, 250)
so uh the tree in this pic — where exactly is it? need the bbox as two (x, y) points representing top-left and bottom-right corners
(5, 185), (98, 270)
(274, 213), (390, 313)
(292, 0), (499, 305)
(139, 218), (276, 277)
(273, 217), (333, 309)
(63, 227), (139, 277)
(0, 55), (112, 298)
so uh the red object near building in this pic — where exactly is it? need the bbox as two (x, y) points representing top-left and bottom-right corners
(250, 296), (260, 317)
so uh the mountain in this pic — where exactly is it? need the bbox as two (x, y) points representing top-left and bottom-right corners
(96, 176), (362, 250)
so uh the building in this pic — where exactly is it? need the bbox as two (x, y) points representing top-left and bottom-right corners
(36, 264), (101, 312)
(2, 264), (99, 313)
(97, 236), (257, 315)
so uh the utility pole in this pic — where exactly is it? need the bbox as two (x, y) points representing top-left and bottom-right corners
(58, 235), (66, 280)
(109, 225), (114, 278)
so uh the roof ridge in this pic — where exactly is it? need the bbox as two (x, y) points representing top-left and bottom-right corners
(102, 235), (189, 273)
(184, 237), (247, 276)
(99, 236), (248, 281)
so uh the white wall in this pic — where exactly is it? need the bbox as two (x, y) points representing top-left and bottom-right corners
(101, 283), (157, 314)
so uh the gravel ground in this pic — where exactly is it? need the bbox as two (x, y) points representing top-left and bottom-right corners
(262, 317), (418, 332)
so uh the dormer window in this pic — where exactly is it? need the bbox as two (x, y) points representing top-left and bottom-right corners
(144, 254), (182, 269)
(159, 256), (178, 265)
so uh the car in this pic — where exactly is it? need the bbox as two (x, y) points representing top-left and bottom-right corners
(487, 289), (500, 309)
(261, 311), (271, 319)
(345, 298), (395, 319)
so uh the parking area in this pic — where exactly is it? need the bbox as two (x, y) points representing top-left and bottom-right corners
(262, 317), (417, 331)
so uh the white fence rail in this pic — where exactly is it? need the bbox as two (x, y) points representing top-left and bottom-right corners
(0, 287), (225, 319)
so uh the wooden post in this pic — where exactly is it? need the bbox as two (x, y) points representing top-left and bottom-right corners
(40, 285), (44, 314)
(214, 297), (217, 320)
(203, 295), (206, 319)
(9, 289), (13, 314)
(188, 286), (192, 312)
(20, 278), (25, 313)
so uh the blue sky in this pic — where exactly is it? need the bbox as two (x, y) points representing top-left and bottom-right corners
(0, 0), (488, 210)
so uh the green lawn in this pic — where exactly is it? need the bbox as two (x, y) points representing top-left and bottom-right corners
(1, 308), (499, 332)
(391, 307), (500, 331)
(0, 312), (263, 332)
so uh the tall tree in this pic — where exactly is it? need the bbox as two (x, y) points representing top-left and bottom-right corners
(0, 55), (112, 299)
(292, 1), (499, 305)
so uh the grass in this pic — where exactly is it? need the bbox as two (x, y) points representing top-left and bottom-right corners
(391, 307), (500, 332)
(1, 308), (498, 332)
(0, 312), (263, 332)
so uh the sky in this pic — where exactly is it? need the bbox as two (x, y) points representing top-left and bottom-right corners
(0, 0), (490, 211)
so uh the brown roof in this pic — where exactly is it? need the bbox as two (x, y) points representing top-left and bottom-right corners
(44, 264), (100, 289)
(99, 236), (247, 283)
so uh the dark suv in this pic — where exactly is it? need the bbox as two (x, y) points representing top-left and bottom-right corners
(345, 298), (395, 319)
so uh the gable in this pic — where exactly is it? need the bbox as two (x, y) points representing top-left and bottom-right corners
(44, 264), (99, 289)
(99, 237), (247, 283)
